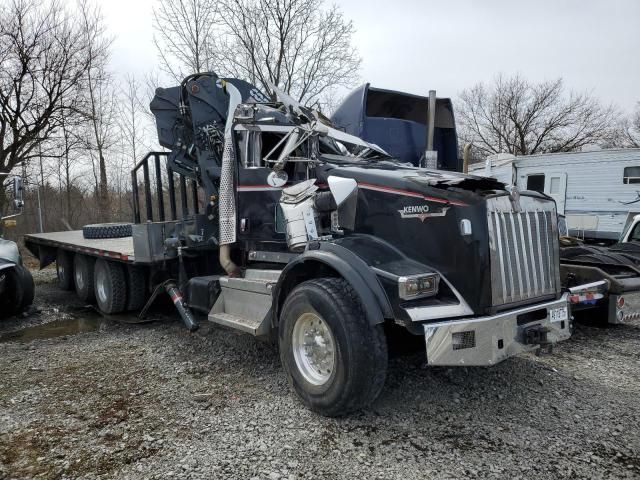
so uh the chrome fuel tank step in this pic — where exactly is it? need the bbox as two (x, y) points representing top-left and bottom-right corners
(207, 269), (281, 337)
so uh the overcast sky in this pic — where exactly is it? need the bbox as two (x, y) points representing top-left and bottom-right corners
(100, 0), (639, 112)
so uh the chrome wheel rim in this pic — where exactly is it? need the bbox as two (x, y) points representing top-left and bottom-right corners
(96, 270), (107, 304)
(292, 312), (336, 386)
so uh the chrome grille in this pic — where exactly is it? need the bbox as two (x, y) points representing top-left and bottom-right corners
(487, 196), (560, 306)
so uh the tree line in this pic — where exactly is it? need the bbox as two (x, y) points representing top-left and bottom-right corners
(0, 0), (151, 236)
(1, 0), (639, 240)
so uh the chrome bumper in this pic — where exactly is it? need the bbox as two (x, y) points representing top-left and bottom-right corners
(423, 295), (571, 366)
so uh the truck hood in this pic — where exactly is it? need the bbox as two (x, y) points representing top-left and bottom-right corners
(316, 161), (506, 206)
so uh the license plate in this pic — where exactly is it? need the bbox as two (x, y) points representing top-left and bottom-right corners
(550, 306), (568, 322)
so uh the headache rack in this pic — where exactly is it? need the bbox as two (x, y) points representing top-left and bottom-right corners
(131, 152), (201, 224)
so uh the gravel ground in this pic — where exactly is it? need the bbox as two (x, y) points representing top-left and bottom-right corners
(1, 270), (639, 479)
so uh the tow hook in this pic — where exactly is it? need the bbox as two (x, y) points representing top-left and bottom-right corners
(523, 324), (553, 355)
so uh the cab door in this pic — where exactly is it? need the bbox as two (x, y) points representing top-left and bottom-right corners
(235, 129), (284, 243)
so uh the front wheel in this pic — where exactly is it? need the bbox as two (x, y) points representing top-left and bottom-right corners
(0, 265), (33, 318)
(278, 278), (388, 417)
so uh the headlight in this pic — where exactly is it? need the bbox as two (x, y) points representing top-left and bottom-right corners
(398, 273), (439, 300)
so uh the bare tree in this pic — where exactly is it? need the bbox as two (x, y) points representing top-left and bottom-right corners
(0, 0), (96, 211)
(57, 98), (84, 224)
(78, 0), (114, 220)
(152, 0), (220, 81)
(152, 0), (360, 108)
(620, 102), (640, 148)
(457, 75), (618, 157)
(118, 73), (150, 167)
(218, 0), (360, 107)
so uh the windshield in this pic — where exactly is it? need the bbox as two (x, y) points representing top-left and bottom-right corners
(319, 134), (395, 162)
(268, 81), (393, 162)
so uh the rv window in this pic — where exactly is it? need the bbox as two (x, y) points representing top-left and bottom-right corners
(623, 167), (640, 184)
(550, 177), (560, 194)
(526, 174), (545, 193)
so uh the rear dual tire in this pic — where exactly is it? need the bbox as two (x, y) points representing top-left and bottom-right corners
(56, 250), (74, 291)
(74, 254), (95, 303)
(57, 249), (147, 314)
(278, 278), (388, 417)
(94, 259), (127, 314)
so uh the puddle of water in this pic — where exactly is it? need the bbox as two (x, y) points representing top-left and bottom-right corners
(0, 316), (109, 343)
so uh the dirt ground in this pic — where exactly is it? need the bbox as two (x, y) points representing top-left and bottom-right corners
(1, 269), (639, 479)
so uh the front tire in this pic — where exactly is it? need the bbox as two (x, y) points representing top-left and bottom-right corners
(0, 265), (33, 319)
(279, 278), (388, 417)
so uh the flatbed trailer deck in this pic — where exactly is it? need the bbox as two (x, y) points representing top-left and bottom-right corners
(25, 231), (135, 264)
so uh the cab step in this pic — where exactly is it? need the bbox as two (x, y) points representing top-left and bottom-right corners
(206, 268), (281, 337)
(207, 312), (267, 335)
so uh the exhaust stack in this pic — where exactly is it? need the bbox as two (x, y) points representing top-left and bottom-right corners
(422, 90), (438, 169)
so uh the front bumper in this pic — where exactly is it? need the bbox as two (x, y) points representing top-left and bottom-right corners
(423, 295), (571, 366)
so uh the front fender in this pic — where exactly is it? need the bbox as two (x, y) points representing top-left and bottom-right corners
(0, 239), (20, 265)
(272, 241), (394, 326)
(0, 258), (16, 272)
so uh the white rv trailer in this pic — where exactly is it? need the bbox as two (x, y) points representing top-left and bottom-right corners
(469, 148), (640, 242)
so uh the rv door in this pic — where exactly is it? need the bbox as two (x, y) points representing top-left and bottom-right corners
(545, 173), (567, 215)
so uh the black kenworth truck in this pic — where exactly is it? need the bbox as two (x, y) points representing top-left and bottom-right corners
(25, 73), (572, 416)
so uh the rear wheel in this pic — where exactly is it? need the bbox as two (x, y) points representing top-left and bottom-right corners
(56, 250), (74, 290)
(278, 278), (388, 417)
(74, 255), (95, 303)
(125, 265), (147, 311)
(94, 259), (127, 314)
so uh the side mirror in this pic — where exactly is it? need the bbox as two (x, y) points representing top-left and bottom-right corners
(12, 176), (24, 209)
(558, 215), (569, 237)
(1, 176), (24, 221)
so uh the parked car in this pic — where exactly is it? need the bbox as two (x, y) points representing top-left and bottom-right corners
(0, 175), (34, 319)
